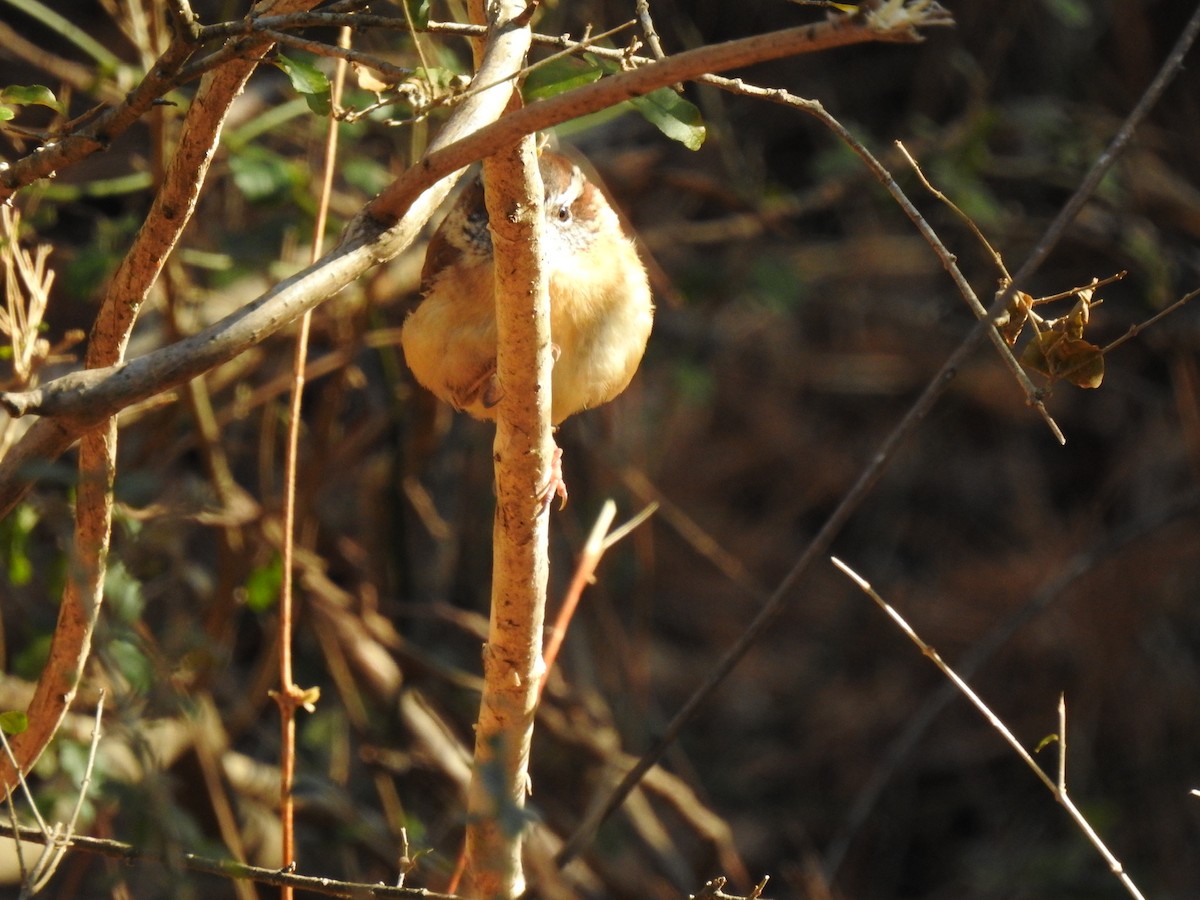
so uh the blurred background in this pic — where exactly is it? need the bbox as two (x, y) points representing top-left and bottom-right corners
(3, 0), (1200, 897)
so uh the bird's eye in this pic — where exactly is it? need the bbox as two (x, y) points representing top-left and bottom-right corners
(556, 204), (572, 223)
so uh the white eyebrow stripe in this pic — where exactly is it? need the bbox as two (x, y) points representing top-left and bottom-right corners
(548, 163), (585, 208)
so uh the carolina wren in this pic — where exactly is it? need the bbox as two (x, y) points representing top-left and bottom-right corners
(400, 150), (653, 426)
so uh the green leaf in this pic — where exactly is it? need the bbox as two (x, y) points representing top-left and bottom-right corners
(244, 557), (283, 613)
(228, 145), (306, 203)
(523, 57), (604, 102)
(0, 106), (15, 121)
(0, 710), (28, 735)
(1034, 733), (1060, 753)
(405, 0), (431, 29)
(584, 55), (706, 149)
(630, 87), (705, 149)
(2, 503), (38, 587)
(0, 84), (60, 111)
(106, 638), (153, 694)
(105, 559), (146, 623)
(274, 53), (331, 116)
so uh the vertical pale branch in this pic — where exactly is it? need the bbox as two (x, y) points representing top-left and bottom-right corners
(462, 3), (544, 896)
(0, 0), (322, 796)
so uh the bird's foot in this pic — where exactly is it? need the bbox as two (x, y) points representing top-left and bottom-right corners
(538, 445), (568, 510)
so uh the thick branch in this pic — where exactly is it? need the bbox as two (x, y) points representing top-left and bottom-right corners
(464, 121), (547, 900)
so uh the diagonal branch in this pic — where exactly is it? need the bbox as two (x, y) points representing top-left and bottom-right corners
(0, 4), (955, 522)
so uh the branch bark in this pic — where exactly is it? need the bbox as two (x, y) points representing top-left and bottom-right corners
(464, 92), (547, 900)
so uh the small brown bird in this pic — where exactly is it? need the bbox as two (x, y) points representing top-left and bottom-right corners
(400, 150), (653, 427)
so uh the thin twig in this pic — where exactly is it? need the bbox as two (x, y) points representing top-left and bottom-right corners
(23, 691), (105, 896)
(1103, 286), (1200, 356)
(258, 27), (414, 81)
(635, 0), (668, 60)
(0, 719), (50, 836)
(1034, 271), (1126, 307)
(830, 557), (1146, 900)
(539, 501), (657, 699)
(273, 23), (350, 898)
(0, 822), (463, 899)
(461, 20), (636, 104)
(893, 140), (1062, 440)
(689, 873), (772, 900)
(823, 491), (1200, 878)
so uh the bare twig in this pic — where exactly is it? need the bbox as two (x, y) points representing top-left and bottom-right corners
(893, 140), (1062, 440)
(0, 716), (50, 837)
(689, 874), (772, 900)
(830, 557), (1147, 900)
(272, 23), (350, 898)
(0, 691), (104, 897)
(1102, 286), (1200, 356)
(0, 821), (463, 899)
(635, 0), (669, 60)
(258, 26), (415, 81)
(21, 691), (105, 897)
